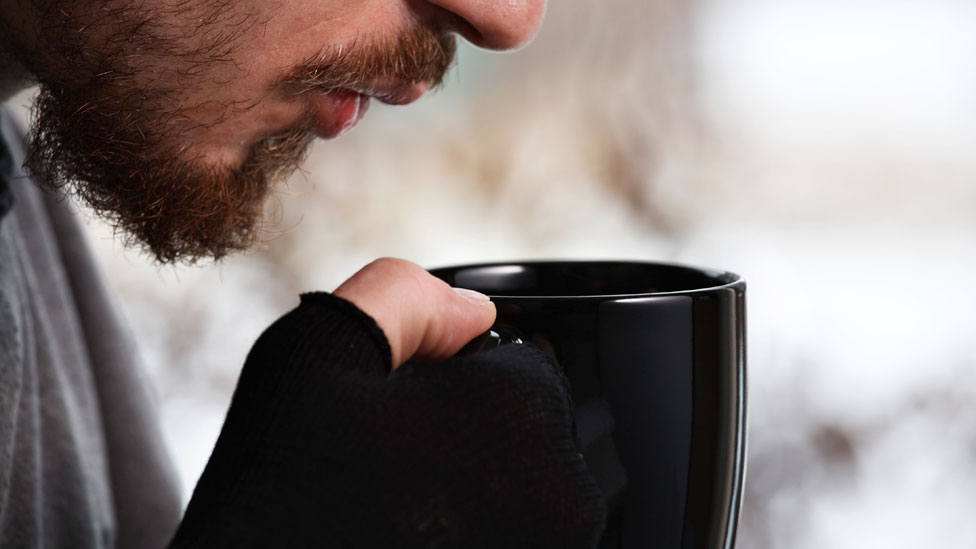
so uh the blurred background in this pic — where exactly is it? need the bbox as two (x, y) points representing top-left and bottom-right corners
(12, 0), (976, 546)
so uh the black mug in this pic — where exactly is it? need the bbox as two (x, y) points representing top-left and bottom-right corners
(429, 261), (746, 549)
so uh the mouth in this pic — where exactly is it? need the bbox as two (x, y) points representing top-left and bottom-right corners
(310, 81), (430, 139)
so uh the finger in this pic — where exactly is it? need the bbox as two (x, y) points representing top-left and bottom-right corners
(334, 258), (496, 368)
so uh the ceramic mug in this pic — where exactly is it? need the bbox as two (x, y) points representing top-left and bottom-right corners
(430, 260), (747, 549)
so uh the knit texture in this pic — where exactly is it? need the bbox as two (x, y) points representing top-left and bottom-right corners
(0, 107), (182, 549)
(170, 292), (606, 548)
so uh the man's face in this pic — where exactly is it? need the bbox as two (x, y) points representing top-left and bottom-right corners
(19, 0), (544, 262)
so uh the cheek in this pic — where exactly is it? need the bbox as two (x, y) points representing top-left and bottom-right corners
(155, 1), (412, 164)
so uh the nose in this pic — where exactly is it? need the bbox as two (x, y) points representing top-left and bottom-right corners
(422, 0), (547, 51)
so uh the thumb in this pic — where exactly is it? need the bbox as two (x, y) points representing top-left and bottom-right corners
(333, 258), (496, 368)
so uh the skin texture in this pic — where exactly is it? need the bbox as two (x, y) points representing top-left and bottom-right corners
(5, 0), (545, 164)
(0, 0), (543, 364)
(335, 258), (497, 367)
(0, 0), (545, 262)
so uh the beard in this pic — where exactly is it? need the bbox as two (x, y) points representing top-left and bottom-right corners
(28, 89), (315, 263)
(27, 87), (316, 263)
(20, 2), (455, 263)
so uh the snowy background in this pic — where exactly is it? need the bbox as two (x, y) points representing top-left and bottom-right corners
(11, 0), (976, 546)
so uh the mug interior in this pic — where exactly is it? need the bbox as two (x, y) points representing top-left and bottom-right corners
(438, 261), (739, 298)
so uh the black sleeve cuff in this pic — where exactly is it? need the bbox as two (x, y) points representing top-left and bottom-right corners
(170, 292), (393, 548)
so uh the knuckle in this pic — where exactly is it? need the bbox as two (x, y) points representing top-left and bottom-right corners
(366, 258), (429, 287)
(367, 256), (403, 272)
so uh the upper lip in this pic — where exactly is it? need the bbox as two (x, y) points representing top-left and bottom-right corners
(349, 80), (431, 105)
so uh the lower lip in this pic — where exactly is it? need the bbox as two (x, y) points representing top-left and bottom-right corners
(311, 91), (371, 139)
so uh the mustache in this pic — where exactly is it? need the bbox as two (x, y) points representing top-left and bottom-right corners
(275, 24), (458, 95)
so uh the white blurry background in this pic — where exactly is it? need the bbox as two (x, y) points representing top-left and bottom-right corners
(13, 0), (976, 546)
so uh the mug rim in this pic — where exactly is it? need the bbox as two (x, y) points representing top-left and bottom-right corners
(429, 259), (745, 300)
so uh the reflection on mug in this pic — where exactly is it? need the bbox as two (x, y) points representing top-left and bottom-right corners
(432, 261), (746, 549)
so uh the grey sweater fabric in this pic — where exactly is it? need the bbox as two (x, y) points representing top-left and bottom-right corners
(0, 106), (183, 547)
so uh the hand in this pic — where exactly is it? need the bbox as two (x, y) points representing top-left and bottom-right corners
(334, 257), (496, 368)
(173, 260), (606, 548)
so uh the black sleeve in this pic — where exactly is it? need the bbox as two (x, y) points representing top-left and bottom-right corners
(168, 292), (606, 549)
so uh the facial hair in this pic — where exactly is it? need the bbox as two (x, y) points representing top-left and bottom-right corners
(20, 2), (456, 263)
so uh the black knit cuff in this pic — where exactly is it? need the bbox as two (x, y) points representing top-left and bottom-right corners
(170, 292), (396, 548)
(296, 291), (393, 374)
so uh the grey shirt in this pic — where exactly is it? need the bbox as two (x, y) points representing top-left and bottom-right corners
(0, 107), (183, 548)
